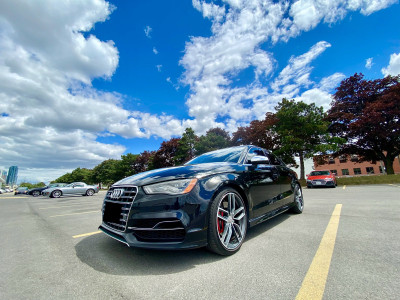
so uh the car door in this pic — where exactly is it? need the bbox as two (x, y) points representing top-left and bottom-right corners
(267, 153), (293, 208)
(73, 183), (86, 195)
(246, 147), (281, 219)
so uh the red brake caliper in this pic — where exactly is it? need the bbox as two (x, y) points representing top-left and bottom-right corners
(218, 210), (224, 234)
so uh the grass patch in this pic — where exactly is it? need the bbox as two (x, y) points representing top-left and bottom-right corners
(299, 174), (400, 186)
(336, 174), (400, 186)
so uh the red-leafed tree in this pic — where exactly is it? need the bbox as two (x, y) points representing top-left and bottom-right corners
(151, 138), (180, 169)
(327, 73), (400, 174)
(133, 150), (155, 173)
(231, 113), (279, 150)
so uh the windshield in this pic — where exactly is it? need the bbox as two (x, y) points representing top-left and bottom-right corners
(18, 187), (28, 190)
(186, 146), (246, 165)
(310, 171), (330, 176)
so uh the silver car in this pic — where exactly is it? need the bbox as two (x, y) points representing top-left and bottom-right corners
(42, 182), (99, 198)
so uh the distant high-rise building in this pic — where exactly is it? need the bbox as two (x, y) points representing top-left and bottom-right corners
(6, 166), (18, 186)
(1, 169), (6, 181)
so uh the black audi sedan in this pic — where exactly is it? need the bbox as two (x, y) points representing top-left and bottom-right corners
(99, 145), (303, 255)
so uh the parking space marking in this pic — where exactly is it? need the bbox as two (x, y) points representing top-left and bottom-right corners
(296, 204), (342, 300)
(388, 184), (400, 187)
(0, 196), (27, 199)
(49, 210), (99, 218)
(72, 231), (102, 239)
(342, 185), (346, 190)
(39, 203), (100, 210)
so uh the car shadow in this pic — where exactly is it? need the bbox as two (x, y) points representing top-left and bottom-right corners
(75, 212), (293, 276)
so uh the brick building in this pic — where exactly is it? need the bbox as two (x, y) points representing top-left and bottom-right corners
(313, 154), (400, 177)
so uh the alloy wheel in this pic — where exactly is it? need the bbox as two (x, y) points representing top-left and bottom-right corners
(295, 186), (303, 211)
(216, 192), (247, 251)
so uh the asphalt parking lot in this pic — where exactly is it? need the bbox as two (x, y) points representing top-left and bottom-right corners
(1, 185), (399, 299)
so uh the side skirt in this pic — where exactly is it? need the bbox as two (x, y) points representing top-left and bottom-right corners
(248, 203), (295, 227)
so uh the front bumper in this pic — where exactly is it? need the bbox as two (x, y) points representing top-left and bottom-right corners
(99, 185), (209, 249)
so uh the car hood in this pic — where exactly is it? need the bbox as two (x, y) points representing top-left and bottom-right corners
(308, 175), (334, 180)
(113, 162), (243, 187)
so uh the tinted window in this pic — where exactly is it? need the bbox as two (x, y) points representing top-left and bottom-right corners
(186, 147), (245, 165)
(267, 153), (282, 166)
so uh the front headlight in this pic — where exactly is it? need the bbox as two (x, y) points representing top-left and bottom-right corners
(143, 178), (198, 195)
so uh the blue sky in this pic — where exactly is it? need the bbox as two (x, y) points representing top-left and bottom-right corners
(0, 0), (399, 183)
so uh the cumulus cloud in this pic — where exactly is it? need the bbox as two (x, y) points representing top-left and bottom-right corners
(0, 1), (184, 180)
(179, 0), (395, 135)
(0, 0), (397, 181)
(365, 57), (374, 69)
(382, 53), (400, 76)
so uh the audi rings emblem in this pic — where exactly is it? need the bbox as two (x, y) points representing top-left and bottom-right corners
(110, 188), (124, 199)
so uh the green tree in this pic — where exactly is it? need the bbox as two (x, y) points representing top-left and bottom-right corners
(327, 73), (400, 174)
(119, 153), (139, 177)
(195, 128), (231, 155)
(273, 99), (343, 180)
(53, 168), (93, 183)
(91, 160), (122, 186)
(174, 128), (198, 165)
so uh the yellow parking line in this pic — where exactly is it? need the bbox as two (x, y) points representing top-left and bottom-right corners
(73, 231), (102, 239)
(342, 185), (346, 190)
(49, 210), (99, 218)
(388, 184), (400, 187)
(0, 196), (27, 199)
(296, 204), (342, 300)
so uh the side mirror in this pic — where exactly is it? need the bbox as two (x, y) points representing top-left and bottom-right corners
(306, 174), (309, 178)
(250, 156), (270, 165)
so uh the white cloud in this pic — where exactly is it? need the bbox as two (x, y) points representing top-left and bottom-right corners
(365, 57), (374, 69)
(144, 25), (152, 38)
(382, 52), (400, 76)
(0, 0), (397, 182)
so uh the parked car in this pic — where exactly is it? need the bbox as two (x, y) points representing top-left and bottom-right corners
(0, 188), (6, 194)
(42, 182), (99, 198)
(15, 187), (29, 195)
(306, 170), (337, 188)
(99, 145), (304, 256)
(28, 183), (67, 197)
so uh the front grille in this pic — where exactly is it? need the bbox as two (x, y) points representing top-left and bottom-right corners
(312, 180), (327, 185)
(102, 186), (137, 232)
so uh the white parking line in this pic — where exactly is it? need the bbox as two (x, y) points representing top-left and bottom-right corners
(39, 203), (100, 210)
(49, 210), (99, 218)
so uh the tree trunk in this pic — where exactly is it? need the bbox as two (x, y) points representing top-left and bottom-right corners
(383, 155), (395, 175)
(299, 152), (305, 180)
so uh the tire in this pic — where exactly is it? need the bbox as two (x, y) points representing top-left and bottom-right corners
(51, 190), (62, 198)
(207, 188), (248, 256)
(291, 184), (304, 214)
(32, 190), (40, 197)
(86, 189), (95, 196)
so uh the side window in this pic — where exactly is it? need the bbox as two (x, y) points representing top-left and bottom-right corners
(267, 153), (282, 166)
(75, 183), (84, 187)
(246, 147), (267, 163)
